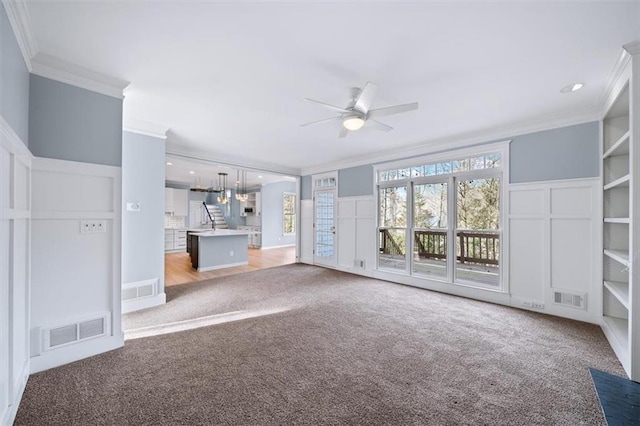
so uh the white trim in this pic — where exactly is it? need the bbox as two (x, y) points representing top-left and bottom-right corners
(509, 176), (600, 189)
(596, 47), (632, 117)
(0, 114), (32, 162)
(372, 140), (510, 175)
(1, 361), (29, 426)
(32, 156), (121, 177)
(301, 113), (597, 176)
(261, 244), (295, 250)
(30, 334), (124, 373)
(1, 0), (37, 71)
(31, 53), (130, 99)
(122, 293), (166, 314)
(167, 148), (300, 177)
(123, 119), (170, 139)
(197, 261), (248, 272)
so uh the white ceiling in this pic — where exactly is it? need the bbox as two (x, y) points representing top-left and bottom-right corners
(25, 1), (640, 174)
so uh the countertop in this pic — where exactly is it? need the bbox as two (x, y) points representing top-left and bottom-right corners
(189, 229), (260, 237)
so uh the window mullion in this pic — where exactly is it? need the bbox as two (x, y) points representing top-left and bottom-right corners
(406, 181), (414, 275)
(448, 175), (456, 282)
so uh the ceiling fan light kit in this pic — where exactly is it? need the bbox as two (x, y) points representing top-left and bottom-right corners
(343, 115), (365, 131)
(301, 81), (418, 138)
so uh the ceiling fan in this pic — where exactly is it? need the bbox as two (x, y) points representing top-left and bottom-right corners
(301, 82), (418, 138)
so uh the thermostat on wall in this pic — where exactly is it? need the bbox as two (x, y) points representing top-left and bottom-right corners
(126, 202), (141, 211)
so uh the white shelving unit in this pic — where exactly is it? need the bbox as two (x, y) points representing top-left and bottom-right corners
(601, 43), (639, 381)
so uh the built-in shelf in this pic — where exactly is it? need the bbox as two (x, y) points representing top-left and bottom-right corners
(603, 315), (629, 349)
(604, 217), (631, 224)
(604, 280), (630, 309)
(603, 130), (631, 158)
(604, 249), (630, 267)
(604, 174), (630, 190)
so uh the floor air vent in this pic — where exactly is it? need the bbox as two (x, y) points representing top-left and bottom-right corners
(44, 314), (109, 350)
(553, 290), (586, 310)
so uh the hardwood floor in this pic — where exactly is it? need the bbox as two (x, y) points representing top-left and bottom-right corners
(165, 246), (297, 286)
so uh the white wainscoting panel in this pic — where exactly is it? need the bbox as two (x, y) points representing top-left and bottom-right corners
(300, 200), (313, 264)
(337, 196), (374, 275)
(508, 178), (600, 323)
(509, 218), (545, 302)
(0, 116), (32, 426)
(30, 157), (123, 373)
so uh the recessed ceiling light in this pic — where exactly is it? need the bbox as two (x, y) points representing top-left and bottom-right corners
(166, 162), (173, 166)
(189, 171), (195, 174)
(258, 175), (263, 179)
(561, 83), (584, 93)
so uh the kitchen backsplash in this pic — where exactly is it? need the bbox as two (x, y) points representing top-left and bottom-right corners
(165, 214), (186, 229)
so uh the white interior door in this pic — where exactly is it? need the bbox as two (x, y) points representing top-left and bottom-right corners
(314, 189), (337, 267)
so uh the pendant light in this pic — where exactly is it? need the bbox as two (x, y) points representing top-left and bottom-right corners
(217, 172), (229, 204)
(235, 169), (249, 202)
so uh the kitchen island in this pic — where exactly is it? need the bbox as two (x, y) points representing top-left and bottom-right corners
(188, 229), (257, 272)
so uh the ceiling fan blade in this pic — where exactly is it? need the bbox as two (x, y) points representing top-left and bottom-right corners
(368, 102), (419, 119)
(300, 116), (342, 127)
(367, 119), (393, 132)
(338, 126), (348, 138)
(354, 82), (379, 114)
(302, 98), (349, 113)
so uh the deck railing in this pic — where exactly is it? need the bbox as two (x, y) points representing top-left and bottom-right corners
(379, 229), (499, 266)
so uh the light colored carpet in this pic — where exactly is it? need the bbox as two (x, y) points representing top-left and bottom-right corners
(16, 264), (623, 425)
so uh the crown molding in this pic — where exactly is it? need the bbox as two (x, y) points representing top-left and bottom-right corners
(594, 47), (632, 117)
(623, 40), (640, 56)
(1, 0), (37, 71)
(123, 118), (170, 140)
(300, 108), (600, 176)
(31, 53), (130, 99)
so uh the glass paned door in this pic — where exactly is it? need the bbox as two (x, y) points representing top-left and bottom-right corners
(455, 177), (500, 286)
(412, 182), (448, 279)
(314, 189), (336, 267)
(378, 185), (407, 272)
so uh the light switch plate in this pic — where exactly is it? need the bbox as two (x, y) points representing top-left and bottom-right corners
(127, 202), (141, 211)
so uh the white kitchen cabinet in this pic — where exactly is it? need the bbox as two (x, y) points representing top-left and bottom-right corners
(255, 192), (262, 217)
(164, 229), (174, 251)
(165, 229), (187, 252)
(164, 188), (174, 213)
(237, 226), (261, 248)
(165, 188), (188, 216)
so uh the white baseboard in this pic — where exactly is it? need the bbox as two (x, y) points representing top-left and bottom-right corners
(299, 257), (313, 265)
(1, 361), (29, 426)
(198, 261), (248, 272)
(336, 265), (374, 278)
(260, 244), (295, 250)
(30, 334), (124, 374)
(122, 292), (166, 314)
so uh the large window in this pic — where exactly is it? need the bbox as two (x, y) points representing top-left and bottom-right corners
(376, 145), (505, 290)
(283, 193), (296, 235)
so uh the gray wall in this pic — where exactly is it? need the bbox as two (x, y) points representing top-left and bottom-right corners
(122, 131), (165, 290)
(261, 181), (297, 248)
(510, 121), (599, 183)
(1, 6), (29, 144)
(29, 74), (123, 166)
(338, 165), (373, 197)
(301, 175), (312, 200)
(324, 121), (600, 197)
